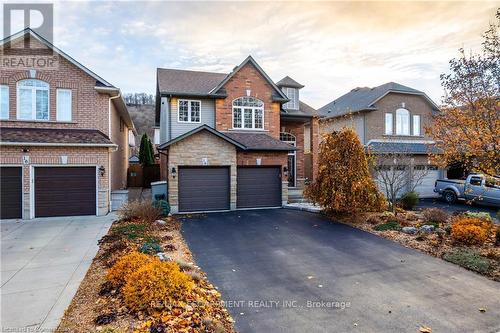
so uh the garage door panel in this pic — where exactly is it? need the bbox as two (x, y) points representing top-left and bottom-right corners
(178, 167), (230, 212)
(35, 167), (96, 217)
(0, 167), (23, 219)
(237, 167), (281, 208)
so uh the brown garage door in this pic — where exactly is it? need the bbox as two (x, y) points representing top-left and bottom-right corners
(178, 167), (230, 212)
(0, 167), (22, 219)
(237, 167), (282, 208)
(35, 167), (96, 217)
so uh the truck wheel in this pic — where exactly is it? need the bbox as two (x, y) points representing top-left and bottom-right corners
(444, 191), (457, 204)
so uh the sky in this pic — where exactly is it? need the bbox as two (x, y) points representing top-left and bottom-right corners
(3, 1), (499, 108)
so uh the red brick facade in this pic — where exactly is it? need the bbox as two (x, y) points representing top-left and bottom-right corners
(214, 63), (281, 139)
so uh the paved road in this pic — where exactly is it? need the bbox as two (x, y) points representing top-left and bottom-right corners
(417, 198), (498, 221)
(181, 209), (500, 333)
(1, 214), (114, 330)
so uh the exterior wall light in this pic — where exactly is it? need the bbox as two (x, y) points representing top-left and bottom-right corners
(99, 165), (105, 176)
(171, 167), (177, 178)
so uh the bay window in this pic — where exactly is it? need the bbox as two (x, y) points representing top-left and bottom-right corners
(17, 79), (49, 120)
(56, 89), (72, 121)
(232, 96), (264, 130)
(0, 85), (8, 119)
(395, 108), (410, 135)
(178, 99), (201, 123)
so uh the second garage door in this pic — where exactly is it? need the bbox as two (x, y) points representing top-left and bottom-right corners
(237, 167), (282, 208)
(35, 167), (96, 217)
(178, 167), (230, 212)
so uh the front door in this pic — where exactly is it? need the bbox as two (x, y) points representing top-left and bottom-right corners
(280, 132), (296, 187)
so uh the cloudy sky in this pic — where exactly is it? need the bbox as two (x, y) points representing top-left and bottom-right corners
(4, 1), (498, 108)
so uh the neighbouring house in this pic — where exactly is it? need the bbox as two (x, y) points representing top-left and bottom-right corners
(0, 28), (136, 219)
(155, 56), (318, 213)
(318, 82), (443, 198)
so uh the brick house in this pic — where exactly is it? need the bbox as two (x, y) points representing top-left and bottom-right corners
(156, 56), (318, 213)
(0, 28), (136, 219)
(318, 82), (443, 198)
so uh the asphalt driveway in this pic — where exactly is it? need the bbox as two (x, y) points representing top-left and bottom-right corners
(1, 214), (114, 330)
(181, 209), (500, 333)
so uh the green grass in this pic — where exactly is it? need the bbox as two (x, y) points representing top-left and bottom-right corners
(443, 247), (493, 274)
(373, 220), (402, 231)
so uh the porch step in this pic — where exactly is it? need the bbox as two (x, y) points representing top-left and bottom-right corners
(288, 188), (307, 203)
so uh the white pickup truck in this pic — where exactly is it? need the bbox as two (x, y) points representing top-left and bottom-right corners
(434, 174), (500, 207)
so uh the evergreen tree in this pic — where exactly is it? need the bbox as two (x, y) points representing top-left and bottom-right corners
(139, 133), (155, 167)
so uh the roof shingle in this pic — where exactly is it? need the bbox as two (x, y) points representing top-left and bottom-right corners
(223, 132), (296, 151)
(157, 68), (228, 95)
(367, 141), (441, 154)
(0, 127), (114, 146)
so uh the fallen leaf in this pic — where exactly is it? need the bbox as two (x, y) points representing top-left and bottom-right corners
(479, 308), (486, 313)
(419, 326), (432, 333)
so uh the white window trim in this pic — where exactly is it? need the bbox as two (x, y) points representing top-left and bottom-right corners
(395, 108), (410, 136)
(177, 99), (201, 123)
(283, 87), (299, 110)
(384, 113), (393, 135)
(232, 97), (265, 131)
(56, 88), (72, 122)
(412, 114), (421, 136)
(16, 80), (50, 121)
(0, 85), (9, 119)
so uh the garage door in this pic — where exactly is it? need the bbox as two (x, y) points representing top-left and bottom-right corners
(237, 167), (282, 208)
(414, 167), (440, 198)
(35, 167), (96, 217)
(0, 167), (22, 219)
(178, 167), (230, 212)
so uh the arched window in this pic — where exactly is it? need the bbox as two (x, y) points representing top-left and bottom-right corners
(395, 108), (410, 135)
(17, 79), (49, 120)
(280, 132), (296, 145)
(232, 97), (264, 130)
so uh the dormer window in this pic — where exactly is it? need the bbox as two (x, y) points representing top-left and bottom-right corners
(232, 96), (264, 130)
(282, 87), (299, 110)
(17, 79), (49, 120)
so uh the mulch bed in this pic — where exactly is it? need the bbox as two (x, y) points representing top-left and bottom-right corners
(332, 210), (500, 281)
(56, 216), (236, 333)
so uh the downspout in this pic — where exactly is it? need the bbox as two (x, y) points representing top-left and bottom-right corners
(108, 93), (121, 213)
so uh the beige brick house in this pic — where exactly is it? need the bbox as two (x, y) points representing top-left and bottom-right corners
(318, 82), (443, 198)
(156, 56), (319, 213)
(0, 28), (135, 219)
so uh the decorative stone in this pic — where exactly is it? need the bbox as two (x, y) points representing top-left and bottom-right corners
(155, 219), (167, 225)
(435, 228), (446, 235)
(402, 227), (418, 235)
(419, 225), (435, 233)
(156, 252), (171, 261)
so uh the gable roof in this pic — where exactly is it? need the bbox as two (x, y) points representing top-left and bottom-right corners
(157, 68), (227, 96)
(276, 76), (304, 89)
(1, 28), (114, 87)
(318, 82), (439, 119)
(209, 56), (289, 102)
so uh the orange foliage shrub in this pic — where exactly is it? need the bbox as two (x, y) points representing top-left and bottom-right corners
(107, 251), (154, 286)
(451, 217), (493, 246)
(305, 128), (386, 213)
(123, 261), (194, 312)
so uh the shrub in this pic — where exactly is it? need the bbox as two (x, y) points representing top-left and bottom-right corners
(399, 192), (419, 210)
(112, 223), (147, 240)
(443, 247), (493, 274)
(464, 211), (493, 222)
(107, 252), (154, 286)
(374, 220), (402, 231)
(422, 208), (449, 224)
(304, 128), (386, 214)
(153, 199), (170, 216)
(496, 227), (500, 246)
(118, 200), (162, 223)
(123, 261), (194, 312)
(450, 217), (493, 246)
(139, 241), (163, 254)
(366, 214), (383, 225)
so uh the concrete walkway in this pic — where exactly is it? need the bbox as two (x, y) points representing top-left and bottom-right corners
(1, 214), (115, 331)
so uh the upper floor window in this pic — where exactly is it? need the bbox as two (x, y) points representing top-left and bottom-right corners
(395, 108), (410, 135)
(384, 113), (393, 135)
(56, 89), (72, 122)
(282, 87), (298, 110)
(412, 115), (421, 136)
(232, 96), (264, 130)
(0, 85), (8, 119)
(178, 99), (201, 123)
(17, 79), (49, 120)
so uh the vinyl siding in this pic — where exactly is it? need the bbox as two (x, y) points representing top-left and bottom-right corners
(169, 97), (215, 139)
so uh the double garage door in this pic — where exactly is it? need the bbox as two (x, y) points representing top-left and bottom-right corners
(0, 166), (96, 219)
(178, 166), (281, 213)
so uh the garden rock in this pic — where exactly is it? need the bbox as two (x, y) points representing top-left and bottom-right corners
(402, 227), (418, 235)
(155, 219), (167, 225)
(435, 228), (446, 236)
(420, 225), (435, 233)
(156, 252), (172, 261)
